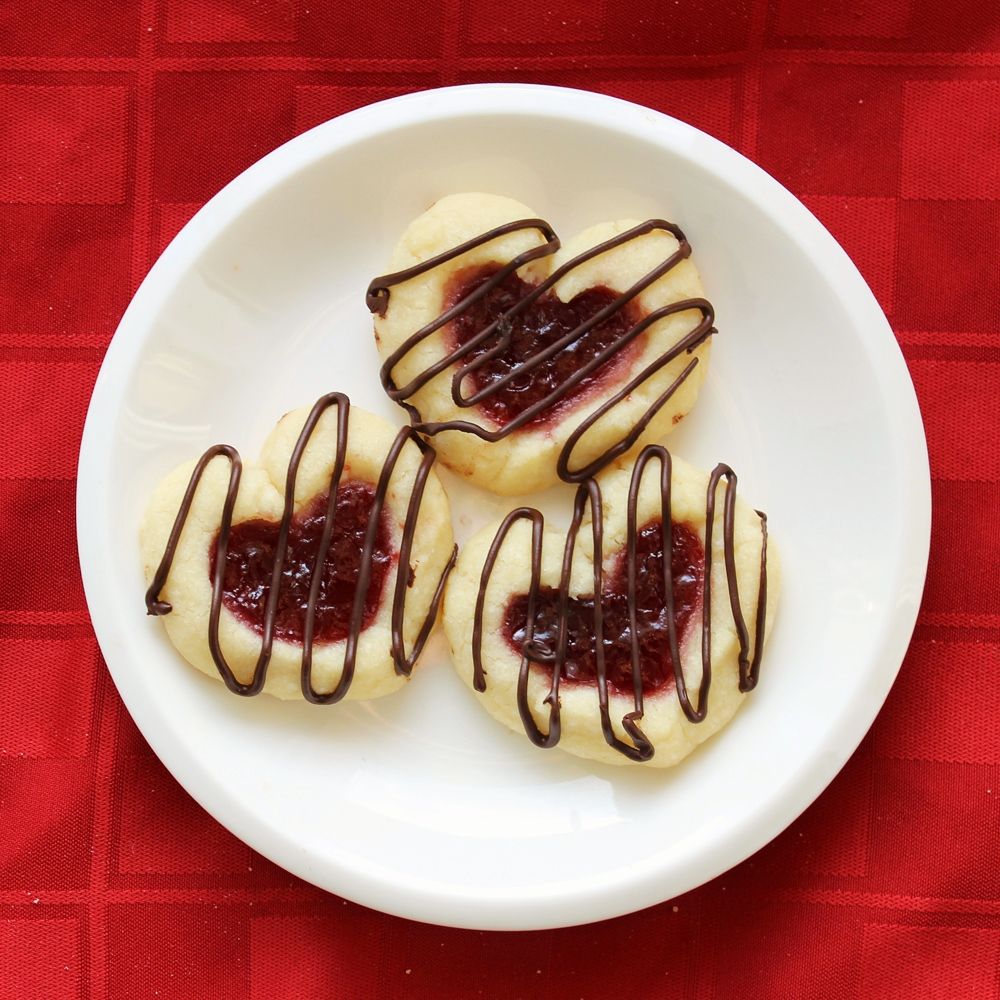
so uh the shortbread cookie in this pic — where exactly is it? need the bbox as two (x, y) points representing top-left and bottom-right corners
(368, 193), (714, 495)
(142, 395), (456, 702)
(443, 446), (778, 767)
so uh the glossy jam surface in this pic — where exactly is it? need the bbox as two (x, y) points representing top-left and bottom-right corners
(504, 520), (703, 696)
(447, 265), (639, 427)
(211, 481), (393, 645)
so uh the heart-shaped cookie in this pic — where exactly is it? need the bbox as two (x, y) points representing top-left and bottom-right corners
(141, 396), (456, 702)
(442, 446), (778, 767)
(368, 193), (714, 495)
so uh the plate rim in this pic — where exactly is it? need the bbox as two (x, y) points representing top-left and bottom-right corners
(76, 82), (931, 930)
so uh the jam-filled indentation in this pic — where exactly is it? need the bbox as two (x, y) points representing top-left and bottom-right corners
(503, 520), (703, 697)
(211, 481), (393, 645)
(447, 265), (641, 428)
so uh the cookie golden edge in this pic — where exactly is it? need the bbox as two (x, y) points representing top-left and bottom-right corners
(373, 192), (713, 496)
(140, 403), (455, 701)
(442, 452), (780, 767)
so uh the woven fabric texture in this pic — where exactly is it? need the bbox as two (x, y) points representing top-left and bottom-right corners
(1, 1), (998, 997)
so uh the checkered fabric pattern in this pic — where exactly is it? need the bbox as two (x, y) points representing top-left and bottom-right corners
(1, 1), (998, 997)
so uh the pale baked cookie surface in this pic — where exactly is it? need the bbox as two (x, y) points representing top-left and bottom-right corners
(371, 193), (713, 495)
(442, 450), (779, 767)
(141, 401), (454, 701)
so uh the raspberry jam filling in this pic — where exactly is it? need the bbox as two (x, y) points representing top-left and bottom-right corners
(503, 520), (703, 697)
(211, 481), (393, 645)
(447, 265), (640, 428)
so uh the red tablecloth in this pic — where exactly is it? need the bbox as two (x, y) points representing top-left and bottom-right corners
(2, 2), (998, 996)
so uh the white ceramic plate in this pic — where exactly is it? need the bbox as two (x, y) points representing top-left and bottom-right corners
(77, 84), (930, 930)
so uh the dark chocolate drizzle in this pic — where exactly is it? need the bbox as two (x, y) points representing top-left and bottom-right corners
(472, 444), (769, 762)
(367, 217), (716, 483)
(144, 392), (458, 702)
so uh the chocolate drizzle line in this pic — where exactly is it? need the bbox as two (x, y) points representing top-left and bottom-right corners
(144, 392), (458, 702)
(367, 218), (716, 483)
(472, 444), (769, 762)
